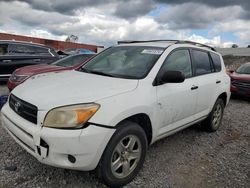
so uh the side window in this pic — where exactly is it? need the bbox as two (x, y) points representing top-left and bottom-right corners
(210, 53), (222, 72)
(9, 44), (35, 55)
(0, 44), (8, 55)
(34, 46), (51, 56)
(161, 49), (192, 78)
(192, 50), (212, 76)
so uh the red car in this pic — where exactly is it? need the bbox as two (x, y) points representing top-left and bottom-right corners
(229, 62), (250, 97)
(7, 54), (94, 91)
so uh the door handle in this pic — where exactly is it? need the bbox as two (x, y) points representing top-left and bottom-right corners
(191, 85), (199, 90)
(2, 59), (12, 63)
(216, 80), (221, 84)
(33, 59), (41, 62)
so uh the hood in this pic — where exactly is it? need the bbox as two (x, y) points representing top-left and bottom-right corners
(12, 70), (138, 110)
(230, 72), (250, 81)
(15, 64), (70, 76)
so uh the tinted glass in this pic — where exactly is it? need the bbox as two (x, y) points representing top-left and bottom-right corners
(82, 46), (164, 79)
(9, 44), (35, 55)
(161, 49), (192, 78)
(0, 44), (8, 55)
(192, 50), (212, 76)
(52, 55), (89, 67)
(210, 53), (221, 72)
(8, 44), (51, 56)
(34, 46), (51, 56)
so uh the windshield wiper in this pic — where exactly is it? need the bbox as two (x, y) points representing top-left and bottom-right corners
(81, 68), (115, 77)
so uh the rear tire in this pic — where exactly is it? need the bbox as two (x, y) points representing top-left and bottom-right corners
(202, 98), (224, 132)
(97, 121), (147, 187)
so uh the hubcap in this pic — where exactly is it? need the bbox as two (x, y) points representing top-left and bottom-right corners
(111, 135), (142, 178)
(212, 104), (222, 128)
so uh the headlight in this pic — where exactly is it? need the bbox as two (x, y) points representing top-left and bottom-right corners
(43, 103), (100, 128)
(10, 73), (29, 82)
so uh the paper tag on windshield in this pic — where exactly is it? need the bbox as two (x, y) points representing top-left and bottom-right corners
(141, 49), (163, 55)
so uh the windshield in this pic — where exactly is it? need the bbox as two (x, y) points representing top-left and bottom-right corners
(81, 46), (164, 79)
(236, 63), (250, 74)
(51, 55), (90, 67)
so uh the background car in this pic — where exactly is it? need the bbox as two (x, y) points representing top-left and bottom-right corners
(7, 54), (94, 91)
(0, 95), (8, 110)
(229, 62), (250, 97)
(0, 40), (59, 81)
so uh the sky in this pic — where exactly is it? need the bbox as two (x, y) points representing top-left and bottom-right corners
(0, 0), (250, 47)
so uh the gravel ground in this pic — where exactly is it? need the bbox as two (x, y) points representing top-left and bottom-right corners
(0, 84), (249, 188)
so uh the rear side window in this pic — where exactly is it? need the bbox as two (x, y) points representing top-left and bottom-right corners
(210, 53), (222, 72)
(192, 50), (212, 76)
(8, 44), (52, 57)
(34, 46), (52, 56)
(9, 44), (34, 55)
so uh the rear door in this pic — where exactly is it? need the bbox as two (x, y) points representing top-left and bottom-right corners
(191, 49), (218, 118)
(7, 43), (42, 74)
(33, 46), (58, 64)
(210, 52), (224, 96)
(0, 43), (11, 79)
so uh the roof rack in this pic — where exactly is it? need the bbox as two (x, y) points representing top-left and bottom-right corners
(117, 40), (216, 52)
(117, 40), (179, 44)
(176, 40), (216, 51)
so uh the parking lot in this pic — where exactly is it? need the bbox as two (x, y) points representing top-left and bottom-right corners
(0, 84), (249, 188)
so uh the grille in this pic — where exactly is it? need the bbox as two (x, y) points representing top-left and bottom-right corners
(9, 94), (38, 124)
(232, 80), (250, 89)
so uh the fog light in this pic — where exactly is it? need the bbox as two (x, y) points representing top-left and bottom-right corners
(68, 155), (76, 163)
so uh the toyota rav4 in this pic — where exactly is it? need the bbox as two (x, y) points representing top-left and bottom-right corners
(1, 40), (230, 187)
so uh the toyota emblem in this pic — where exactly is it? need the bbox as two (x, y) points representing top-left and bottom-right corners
(14, 101), (21, 112)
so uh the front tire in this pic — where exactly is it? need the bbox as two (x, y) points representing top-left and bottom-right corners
(97, 121), (147, 187)
(202, 98), (225, 132)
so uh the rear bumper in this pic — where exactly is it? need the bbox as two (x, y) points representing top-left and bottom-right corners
(1, 104), (115, 171)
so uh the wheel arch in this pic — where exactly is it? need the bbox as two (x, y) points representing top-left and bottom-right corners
(116, 113), (153, 145)
(217, 92), (227, 106)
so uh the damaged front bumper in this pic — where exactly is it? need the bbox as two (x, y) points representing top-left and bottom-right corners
(1, 104), (115, 171)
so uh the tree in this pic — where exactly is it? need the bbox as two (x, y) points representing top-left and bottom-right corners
(231, 44), (238, 48)
(65, 35), (79, 43)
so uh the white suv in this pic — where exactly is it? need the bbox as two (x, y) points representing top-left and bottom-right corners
(1, 40), (230, 187)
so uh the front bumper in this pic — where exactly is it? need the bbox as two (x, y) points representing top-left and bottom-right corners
(1, 104), (115, 171)
(231, 85), (250, 97)
(0, 74), (11, 82)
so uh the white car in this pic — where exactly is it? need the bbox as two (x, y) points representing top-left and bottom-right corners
(1, 40), (230, 187)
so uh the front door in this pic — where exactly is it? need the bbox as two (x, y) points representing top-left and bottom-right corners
(155, 49), (198, 136)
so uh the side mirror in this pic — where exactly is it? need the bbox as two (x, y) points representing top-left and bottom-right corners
(228, 70), (234, 74)
(161, 70), (185, 84)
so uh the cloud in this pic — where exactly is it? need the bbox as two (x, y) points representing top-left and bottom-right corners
(187, 34), (233, 48)
(156, 0), (250, 11)
(113, 0), (156, 19)
(211, 20), (250, 45)
(0, 0), (155, 19)
(0, 1), (77, 25)
(156, 3), (243, 29)
(0, 0), (248, 47)
(0, 0), (108, 15)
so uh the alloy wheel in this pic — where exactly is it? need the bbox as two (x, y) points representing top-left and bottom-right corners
(111, 135), (142, 179)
